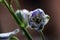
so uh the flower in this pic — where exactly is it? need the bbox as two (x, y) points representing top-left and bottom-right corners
(0, 29), (19, 39)
(29, 9), (50, 31)
(15, 9), (50, 31)
(15, 9), (30, 27)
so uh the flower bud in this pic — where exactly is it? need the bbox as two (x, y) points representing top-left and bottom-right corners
(15, 9), (30, 28)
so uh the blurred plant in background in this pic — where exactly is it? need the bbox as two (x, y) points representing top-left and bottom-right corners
(0, 0), (50, 40)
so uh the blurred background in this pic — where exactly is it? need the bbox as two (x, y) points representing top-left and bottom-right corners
(0, 0), (60, 40)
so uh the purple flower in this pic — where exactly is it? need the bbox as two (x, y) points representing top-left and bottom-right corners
(29, 9), (50, 31)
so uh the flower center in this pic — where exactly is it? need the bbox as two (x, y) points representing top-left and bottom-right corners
(32, 13), (42, 24)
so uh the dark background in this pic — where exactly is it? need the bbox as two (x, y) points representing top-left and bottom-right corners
(0, 0), (60, 40)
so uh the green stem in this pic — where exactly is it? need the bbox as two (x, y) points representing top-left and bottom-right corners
(3, 0), (32, 40)
(8, 0), (12, 6)
(39, 31), (45, 40)
(9, 35), (19, 40)
(22, 28), (32, 40)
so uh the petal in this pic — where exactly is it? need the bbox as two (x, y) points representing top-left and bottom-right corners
(20, 9), (29, 19)
(0, 29), (19, 38)
(22, 9), (30, 15)
(30, 8), (45, 18)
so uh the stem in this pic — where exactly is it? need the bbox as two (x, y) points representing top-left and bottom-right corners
(8, 0), (12, 6)
(22, 28), (32, 40)
(39, 31), (45, 40)
(14, 0), (21, 9)
(3, 0), (32, 40)
(9, 35), (19, 40)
